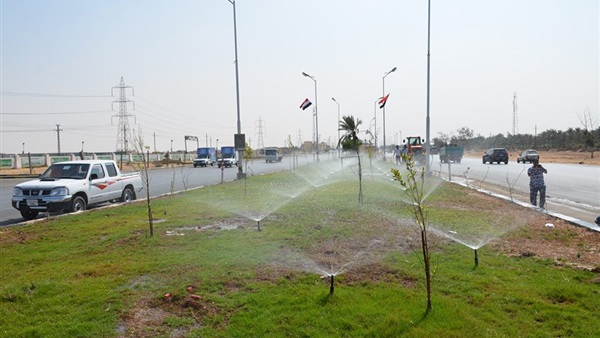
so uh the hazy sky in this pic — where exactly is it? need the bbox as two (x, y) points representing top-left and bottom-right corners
(1, 0), (598, 154)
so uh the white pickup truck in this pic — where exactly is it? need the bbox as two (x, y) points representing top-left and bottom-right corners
(12, 160), (143, 221)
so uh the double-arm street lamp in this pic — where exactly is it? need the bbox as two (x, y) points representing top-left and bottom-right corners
(382, 66), (397, 160)
(302, 72), (319, 161)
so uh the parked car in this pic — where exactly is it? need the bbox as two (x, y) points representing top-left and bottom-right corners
(482, 148), (509, 164)
(12, 160), (143, 220)
(517, 149), (539, 163)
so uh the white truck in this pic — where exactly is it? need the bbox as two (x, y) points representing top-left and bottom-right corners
(265, 148), (282, 163)
(12, 160), (143, 221)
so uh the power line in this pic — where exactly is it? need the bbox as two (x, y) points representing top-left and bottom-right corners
(0, 91), (111, 98)
(0, 110), (112, 115)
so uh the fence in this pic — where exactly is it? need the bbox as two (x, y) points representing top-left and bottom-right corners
(0, 152), (194, 169)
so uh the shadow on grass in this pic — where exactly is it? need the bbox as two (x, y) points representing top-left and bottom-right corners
(318, 292), (334, 306)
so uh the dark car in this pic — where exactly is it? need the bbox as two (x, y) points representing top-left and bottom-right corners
(482, 148), (509, 164)
(517, 149), (539, 163)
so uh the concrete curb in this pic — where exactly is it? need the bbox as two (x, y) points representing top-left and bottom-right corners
(0, 174), (39, 179)
(440, 174), (600, 233)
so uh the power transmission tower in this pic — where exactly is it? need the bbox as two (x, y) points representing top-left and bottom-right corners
(256, 117), (265, 150)
(111, 77), (136, 153)
(512, 92), (519, 135)
(54, 124), (63, 154)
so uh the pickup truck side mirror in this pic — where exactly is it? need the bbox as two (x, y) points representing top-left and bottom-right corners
(90, 173), (98, 180)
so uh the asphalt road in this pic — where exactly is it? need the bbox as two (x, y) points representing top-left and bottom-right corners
(2, 153), (599, 228)
(0, 154), (319, 226)
(433, 156), (600, 228)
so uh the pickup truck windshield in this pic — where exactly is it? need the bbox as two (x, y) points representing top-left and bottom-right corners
(40, 163), (90, 180)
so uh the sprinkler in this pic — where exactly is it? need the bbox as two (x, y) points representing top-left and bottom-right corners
(257, 220), (261, 231)
(329, 275), (334, 294)
(474, 249), (478, 267)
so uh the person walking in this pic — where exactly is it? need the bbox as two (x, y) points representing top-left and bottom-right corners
(394, 145), (402, 165)
(527, 159), (548, 208)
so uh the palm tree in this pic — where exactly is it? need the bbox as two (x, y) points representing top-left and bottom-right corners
(338, 115), (363, 204)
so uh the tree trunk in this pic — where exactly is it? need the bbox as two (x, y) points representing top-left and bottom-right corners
(421, 227), (432, 312)
(357, 150), (363, 204)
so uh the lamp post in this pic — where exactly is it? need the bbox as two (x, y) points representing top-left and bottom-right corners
(302, 72), (319, 161)
(425, 0), (432, 175)
(170, 140), (173, 153)
(22, 142), (25, 154)
(226, 0), (244, 178)
(373, 98), (379, 153)
(382, 66), (397, 160)
(331, 97), (340, 157)
(81, 141), (84, 152)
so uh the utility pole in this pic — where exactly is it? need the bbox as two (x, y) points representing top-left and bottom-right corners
(153, 132), (157, 153)
(54, 124), (63, 154)
(111, 77), (136, 154)
(512, 92), (519, 135)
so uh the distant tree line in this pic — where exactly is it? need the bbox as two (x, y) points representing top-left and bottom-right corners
(432, 126), (600, 156)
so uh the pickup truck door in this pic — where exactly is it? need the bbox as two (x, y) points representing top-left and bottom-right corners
(88, 163), (108, 203)
(103, 162), (124, 201)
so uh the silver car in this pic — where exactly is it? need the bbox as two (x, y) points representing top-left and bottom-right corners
(517, 149), (539, 163)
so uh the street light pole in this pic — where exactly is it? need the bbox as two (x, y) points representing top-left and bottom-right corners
(227, 0), (244, 178)
(425, 0), (432, 175)
(373, 98), (378, 153)
(302, 72), (319, 161)
(382, 66), (397, 161)
(331, 97), (340, 158)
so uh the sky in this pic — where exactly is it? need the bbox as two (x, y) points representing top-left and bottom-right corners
(1, 0), (598, 154)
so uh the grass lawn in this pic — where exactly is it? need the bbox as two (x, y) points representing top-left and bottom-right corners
(1, 164), (598, 337)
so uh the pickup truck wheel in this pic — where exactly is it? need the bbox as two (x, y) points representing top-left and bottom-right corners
(20, 210), (39, 220)
(120, 187), (135, 202)
(70, 196), (86, 213)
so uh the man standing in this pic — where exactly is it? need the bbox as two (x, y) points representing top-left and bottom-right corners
(527, 159), (548, 208)
(394, 145), (402, 165)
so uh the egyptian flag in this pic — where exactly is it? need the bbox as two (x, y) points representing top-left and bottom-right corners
(300, 98), (312, 110)
(378, 93), (390, 109)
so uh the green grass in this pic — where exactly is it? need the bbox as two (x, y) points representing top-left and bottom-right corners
(1, 170), (598, 337)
